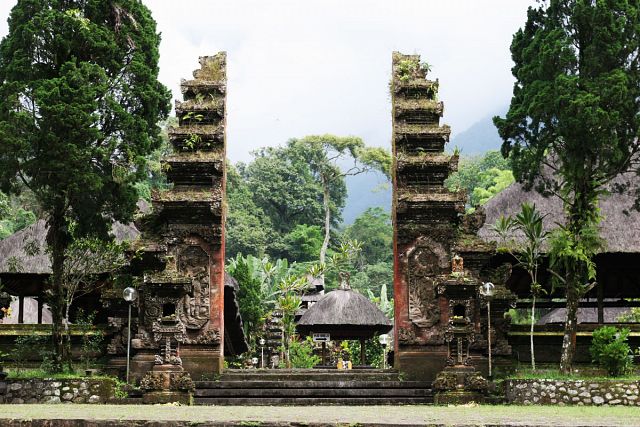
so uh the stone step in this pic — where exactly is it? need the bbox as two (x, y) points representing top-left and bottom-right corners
(194, 387), (431, 398)
(217, 371), (400, 382)
(194, 396), (433, 406)
(195, 380), (430, 389)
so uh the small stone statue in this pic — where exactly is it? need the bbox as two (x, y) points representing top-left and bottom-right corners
(452, 255), (464, 274)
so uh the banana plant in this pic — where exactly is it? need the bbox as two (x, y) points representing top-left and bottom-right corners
(493, 202), (549, 370)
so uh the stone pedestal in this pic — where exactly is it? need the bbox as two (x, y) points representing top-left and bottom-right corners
(140, 365), (194, 405)
(180, 347), (223, 380)
(433, 365), (488, 404)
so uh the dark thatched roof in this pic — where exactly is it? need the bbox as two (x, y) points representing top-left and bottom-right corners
(297, 288), (392, 339)
(0, 219), (139, 275)
(478, 173), (640, 253)
(537, 307), (632, 324)
(0, 201), (151, 275)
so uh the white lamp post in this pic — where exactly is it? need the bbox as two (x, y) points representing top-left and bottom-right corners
(123, 287), (138, 383)
(378, 334), (390, 370)
(259, 338), (266, 369)
(479, 282), (495, 377)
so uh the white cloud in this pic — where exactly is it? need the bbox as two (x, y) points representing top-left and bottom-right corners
(0, 0), (535, 161)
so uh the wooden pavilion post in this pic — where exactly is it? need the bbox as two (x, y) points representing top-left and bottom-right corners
(321, 342), (326, 366)
(37, 297), (43, 324)
(18, 296), (24, 324)
(597, 281), (604, 324)
(359, 338), (366, 366)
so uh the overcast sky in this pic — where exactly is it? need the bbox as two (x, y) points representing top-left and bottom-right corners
(0, 0), (535, 162)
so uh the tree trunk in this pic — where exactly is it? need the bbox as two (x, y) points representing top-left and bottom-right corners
(560, 282), (579, 374)
(559, 186), (592, 374)
(47, 204), (69, 373)
(319, 174), (331, 269)
(530, 294), (536, 370)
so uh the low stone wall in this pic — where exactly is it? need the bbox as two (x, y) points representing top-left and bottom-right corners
(504, 378), (640, 406)
(0, 378), (115, 404)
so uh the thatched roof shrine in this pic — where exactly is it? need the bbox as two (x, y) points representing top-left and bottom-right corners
(297, 276), (392, 340)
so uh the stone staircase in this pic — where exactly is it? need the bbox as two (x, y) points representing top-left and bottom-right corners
(194, 369), (433, 405)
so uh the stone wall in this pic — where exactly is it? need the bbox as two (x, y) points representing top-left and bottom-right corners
(504, 379), (640, 406)
(0, 378), (115, 404)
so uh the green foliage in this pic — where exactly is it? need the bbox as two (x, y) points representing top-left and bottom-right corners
(226, 256), (267, 347)
(548, 221), (602, 290)
(0, 191), (36, 239)
(10, 335), (55, 373)
(351, 262), (393, 302)
(471, 168), (514, 206)
(343, 207), (393, 265)
(590, 326), (633, 377)
(365, 282), (394, 320)
(347, 338), (385, 368)
(75, 309), (104, 370)
(445, 151), (514, 208)
(617, 308), (640, 323)
(134, 118), (175, 202)
(493, 0), (640, 372)
(493, 202), (549, 369)
(283, 224), (323, 262)
(244, 145), (335, 235)
(288, 337), (321, 368)
(395, 58), (430, 82)
(226, 137), (390, 266)
(226, 164), (273, 259)
(0, 0), (171, 371)
(286, 135), (391, 265)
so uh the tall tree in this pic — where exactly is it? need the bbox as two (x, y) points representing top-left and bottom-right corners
(226, 164), (273, 259)
(494, 0), (640, 372)
(243, 147), (331, 235)
(287, 135), (391, 268)
(0, 0), (171, 370)
(343, 207), (393, 266)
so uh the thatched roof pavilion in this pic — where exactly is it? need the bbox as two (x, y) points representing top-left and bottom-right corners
(478, 172), (640, 321)
(478, 173), (640, 253)
(0, 211), (248, 355)
(297, 274), (392, 365)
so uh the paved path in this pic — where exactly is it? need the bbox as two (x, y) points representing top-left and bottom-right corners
(0, 404), (639, 426)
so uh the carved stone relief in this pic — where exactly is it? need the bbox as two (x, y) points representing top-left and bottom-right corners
(178, 246), (210, 330)
(406, 237), (449, 329)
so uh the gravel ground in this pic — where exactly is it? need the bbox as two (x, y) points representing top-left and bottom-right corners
(0, 404), (639, 426)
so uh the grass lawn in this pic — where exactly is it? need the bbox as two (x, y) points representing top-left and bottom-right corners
(0, 404), (638, 426)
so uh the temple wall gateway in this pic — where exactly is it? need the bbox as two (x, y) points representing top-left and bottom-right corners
(390, 52), (515, 382)
(130, 54), (228, 382)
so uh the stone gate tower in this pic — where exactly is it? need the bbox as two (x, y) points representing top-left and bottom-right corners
(131, 53), (227, 380)
(391, 52), (466, 380)
(391, 52), (515, 382)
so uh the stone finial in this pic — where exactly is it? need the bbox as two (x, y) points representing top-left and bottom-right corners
(193, 53), (226, 81)
(339, 271), (351, 290)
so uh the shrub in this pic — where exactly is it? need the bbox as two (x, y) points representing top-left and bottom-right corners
(590, 326), (633, 376)
(76, 309), (104, 370)
(10, 335), (51, 373)
(289, 337), (320, 368)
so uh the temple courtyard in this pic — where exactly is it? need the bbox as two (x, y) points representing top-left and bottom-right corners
(0, 404), (637, 426)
